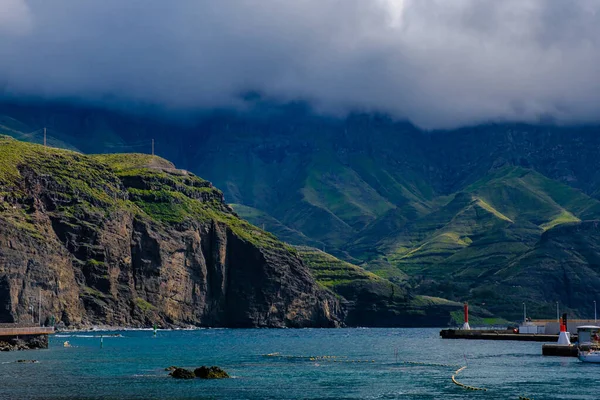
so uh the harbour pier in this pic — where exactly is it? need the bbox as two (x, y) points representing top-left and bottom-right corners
(441, 310), (600, 358)
(439, 329), (569, 342)
(0, 323), (55, 351)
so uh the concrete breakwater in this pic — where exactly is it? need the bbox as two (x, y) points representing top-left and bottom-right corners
(440, 329), (574, 342)
(0, 323), (54, 351)
(541, 343), (594, 357)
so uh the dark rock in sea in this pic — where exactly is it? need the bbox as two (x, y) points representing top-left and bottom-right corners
(16, 360), (39, 363)
(26, 335), (49, 350)
(171, 368), (196, 379)
(194, 366), (230, 379)
(165, 366), (178, 371)
(0, 341), (17, 351)
(0, 335), (48, 352)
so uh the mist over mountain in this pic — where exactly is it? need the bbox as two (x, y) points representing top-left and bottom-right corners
(2, 0), (600, 129)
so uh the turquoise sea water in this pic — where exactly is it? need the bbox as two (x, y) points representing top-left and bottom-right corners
(0, 328), (596, 400)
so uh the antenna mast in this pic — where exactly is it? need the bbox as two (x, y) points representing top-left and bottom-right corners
(43, 127), (47, 147)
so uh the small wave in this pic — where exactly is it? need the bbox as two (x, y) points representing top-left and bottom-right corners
(55, 334), (95, 338)
(55, 334), (123, 338)
(58, 326), (211, 333)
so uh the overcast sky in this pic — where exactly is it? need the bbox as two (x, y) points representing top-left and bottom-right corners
(1, 0), (599, 129)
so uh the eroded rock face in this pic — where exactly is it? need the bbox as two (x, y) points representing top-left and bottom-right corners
(0, 139), (343, 329)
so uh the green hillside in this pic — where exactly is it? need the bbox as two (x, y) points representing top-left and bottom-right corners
(296, 246), (490, 326)
(364, 166), (600, 317)
(485, 221), (600, 320)
(0, 134), (356, 328)
(232, 204), (328, 250)
(382, 166), (600, 271)
(0, 135), (281, 252)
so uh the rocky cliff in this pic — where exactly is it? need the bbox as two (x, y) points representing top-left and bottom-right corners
(0, 136), (343, 328)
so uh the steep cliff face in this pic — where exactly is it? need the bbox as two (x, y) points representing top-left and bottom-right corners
(0, 136), (343, 328)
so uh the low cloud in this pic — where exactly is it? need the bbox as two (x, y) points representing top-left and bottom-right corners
(0, 0), (33, 35)
(1, 0), (599, 129)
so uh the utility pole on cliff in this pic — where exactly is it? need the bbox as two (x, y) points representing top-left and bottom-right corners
(38, 288), (42, 325)
(151, 139), (155, 156)
(43, 127), (47, 147)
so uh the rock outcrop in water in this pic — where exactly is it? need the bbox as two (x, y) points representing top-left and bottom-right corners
(0, 336), (48, 351)
(0, 136), (343, 328)
(169, 366), (229, 379)
(194, 366), (229, 379)
(170, 368), (195, 379)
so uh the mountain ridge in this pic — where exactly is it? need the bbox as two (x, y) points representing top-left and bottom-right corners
(3, 100), (600, 320)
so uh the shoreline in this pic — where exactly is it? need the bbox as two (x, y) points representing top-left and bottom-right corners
(56, 325), (467, 333)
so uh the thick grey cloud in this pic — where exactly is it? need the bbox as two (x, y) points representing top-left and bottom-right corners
(1, 0), (599, 129)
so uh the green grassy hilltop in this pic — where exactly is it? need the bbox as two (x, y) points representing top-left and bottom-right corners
(0, 135), (278, 251)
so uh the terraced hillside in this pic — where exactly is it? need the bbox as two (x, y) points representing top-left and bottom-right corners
(296, 247), (495, 327)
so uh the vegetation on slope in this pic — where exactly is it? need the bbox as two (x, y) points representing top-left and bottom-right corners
(483, 221), (600, 320)
(296, 246), (495, 326)
(232, 204), (325, 249)
(298, 246), (401, 292)
(0, 134), (130, 240)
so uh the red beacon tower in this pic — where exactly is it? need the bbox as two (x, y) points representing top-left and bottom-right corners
(557, 313), (571, 345)
(461, 302), (471, 330)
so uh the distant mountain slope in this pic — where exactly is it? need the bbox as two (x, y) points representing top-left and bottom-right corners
(0, 114), (80, 151)
(296, 246), (494, 327)
(488, 221), (600, 320)
(231, 204), (322, 248)
(364, 166), (600, 274)
(359, 166), (600, 318)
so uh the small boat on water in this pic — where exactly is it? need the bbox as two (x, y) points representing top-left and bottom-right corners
(577, 325), (600, 363)
(578, 350), (600, 363)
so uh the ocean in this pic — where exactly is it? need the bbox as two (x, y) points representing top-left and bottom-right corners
(0, 328), (596, 400)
